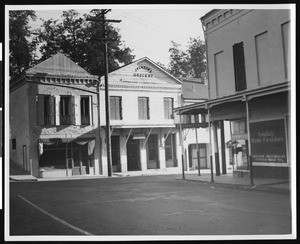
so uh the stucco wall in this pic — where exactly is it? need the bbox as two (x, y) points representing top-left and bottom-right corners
(206, 9), (290, 99)
(10, 83), (31, 171)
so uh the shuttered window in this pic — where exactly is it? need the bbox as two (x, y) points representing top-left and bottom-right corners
(60, 96), (71, 125)
(110, 96), (122, 120)
(164, 97), (173, 119)
(255, 31), (270, 86)
(81, 96), (90, 125)
(138, 97), (149, 120)
(37, 95), (55, 125)
(233, 42), (247, 91)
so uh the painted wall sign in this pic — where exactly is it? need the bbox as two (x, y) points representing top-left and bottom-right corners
(250, 119), (287, 163)
(133, 65), (154, 78)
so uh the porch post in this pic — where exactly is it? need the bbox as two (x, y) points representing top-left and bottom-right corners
(207, 107), (214, 182)
(179, 111), (185, 179)
(194, 114), (201, 176)
(213, 121), (221, 176)
(220, 120), (227, 174)
(245, 97), (254, 185)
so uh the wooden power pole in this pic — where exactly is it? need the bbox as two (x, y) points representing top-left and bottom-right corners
(87, 9), (121, 177)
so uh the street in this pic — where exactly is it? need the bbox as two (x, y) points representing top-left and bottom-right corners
(9, 175), (291, 238)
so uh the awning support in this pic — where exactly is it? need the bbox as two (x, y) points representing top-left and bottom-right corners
(123, 128), (133, 149)
(245, 96), (254, 185)
(162, 127), (172, 147)
(143, 127), (153, 149)
(110, 126), (114, 137)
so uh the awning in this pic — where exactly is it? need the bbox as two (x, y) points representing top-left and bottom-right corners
(174, 82), (290, 116)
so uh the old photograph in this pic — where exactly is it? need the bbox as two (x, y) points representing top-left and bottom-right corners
(4, 4), (296, 241)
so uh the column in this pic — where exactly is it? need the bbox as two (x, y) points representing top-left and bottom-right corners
(213, 121), (221, 176)
(220, 120), (227, 174)
(159, 130), (166, 170)
(120, 135), (128, 172)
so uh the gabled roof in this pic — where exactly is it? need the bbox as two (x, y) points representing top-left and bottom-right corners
(104, 57), (182, 87)
(25, 52), (97, 79)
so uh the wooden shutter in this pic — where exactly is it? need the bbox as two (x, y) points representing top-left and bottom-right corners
(49, 96), (56, 125)
(37, 95), (44, 125)
(233, 42), (247, 91)
(138, 97), (143, 120)
(146, 98), (150, 119)
(70, 96), (76, 125)
(89, 96), (93, 125)
(119, 97), (123, 120)
(110, 96), (116, 120)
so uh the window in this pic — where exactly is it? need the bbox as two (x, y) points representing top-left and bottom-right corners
(37, 95), (55, 125)
(60, 96), (71, 125)
(255, 31), (270, 85)
(281, 21), (290, 81)
(214, 51), (225, 96)
(138, 97), (149, 120)
(233, 42), (247, 91)
(81, 96), (90, 125)
(110, 96), (122, 120)
(231, 119), (247, 135)
(12, 139), (16, 150)
(164, 97), (173, 119)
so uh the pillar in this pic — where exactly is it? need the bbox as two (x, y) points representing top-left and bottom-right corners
(220, 120), (227, 174)
(213, 121), (221, 176)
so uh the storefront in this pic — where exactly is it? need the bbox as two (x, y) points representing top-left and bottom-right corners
(38, 137), (96, 177)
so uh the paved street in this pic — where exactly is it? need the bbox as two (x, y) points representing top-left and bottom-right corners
(9, 175), (291, 238)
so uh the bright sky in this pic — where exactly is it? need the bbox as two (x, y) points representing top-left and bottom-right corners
(22, 5), (213, 66)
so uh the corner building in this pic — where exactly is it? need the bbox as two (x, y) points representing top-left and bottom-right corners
(176, 9), (291, 179)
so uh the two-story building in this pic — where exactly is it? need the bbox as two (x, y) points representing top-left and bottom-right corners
(10, 54), (184, 178)
(10, 53), (101, 178)
(99, 57), (183, 176)
(175, 9), (291, 179)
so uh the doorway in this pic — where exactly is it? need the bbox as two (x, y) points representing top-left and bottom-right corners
(127, 136), (141, 171)
(165, 133), (177, 167)
(111, 136), (121, 172)
(188, 144), (207, 169)
(147, 134), (159, 169)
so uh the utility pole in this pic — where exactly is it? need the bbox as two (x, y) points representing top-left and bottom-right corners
(87, 9), (121, 177)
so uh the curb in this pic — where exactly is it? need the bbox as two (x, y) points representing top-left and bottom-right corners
(177, 178), (290, 195)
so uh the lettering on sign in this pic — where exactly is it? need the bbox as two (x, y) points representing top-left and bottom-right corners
(250, 119), (287, 163)
(133, 65), (154, 78)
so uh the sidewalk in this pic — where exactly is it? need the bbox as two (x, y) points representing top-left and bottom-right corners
(178, 170), (290, 194)
(10, 169), (291, 194)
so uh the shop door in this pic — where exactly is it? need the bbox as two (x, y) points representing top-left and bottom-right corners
(189, 144), (207, 169)
(127, 137), (141, 171)
(147, 134), (159, 169)
(72, 144), (89, 175)
(111, 136), (121, 172)
(165, 134), (177, 167)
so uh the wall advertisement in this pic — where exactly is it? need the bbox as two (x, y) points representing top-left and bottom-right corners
(250, 119), (287, 163)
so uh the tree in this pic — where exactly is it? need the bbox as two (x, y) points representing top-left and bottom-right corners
(9, 10), (37, 78)
(167, 37), (206, 79)
(168, 41), (189, 78)
(187, 37), (206, 78)
(36, 9), (135, 76)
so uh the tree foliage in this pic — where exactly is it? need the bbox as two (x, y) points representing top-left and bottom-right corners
(36, 9), (135, 76)
(167, 37), (206, 79)
(9, 10), (37, 78)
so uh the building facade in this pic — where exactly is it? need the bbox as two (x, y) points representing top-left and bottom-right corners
(10, 53), (101, 178)
(176, 9), (291, 179)
(99, 57), (183, 176)
(10, 54), (184, 178)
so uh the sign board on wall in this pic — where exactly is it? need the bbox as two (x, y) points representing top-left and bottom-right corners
(250, 119), (287, 163)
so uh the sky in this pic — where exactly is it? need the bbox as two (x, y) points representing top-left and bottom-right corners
(18, 5), (213, 66)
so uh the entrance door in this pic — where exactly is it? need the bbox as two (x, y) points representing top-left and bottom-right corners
(165, 133), (177, 167)
(72, 143), (89, 175)
(127, 137), (141, 171)
(189, 144), (207, 169)
(111, 136), (121, 172)
(147, 134), (159, 169)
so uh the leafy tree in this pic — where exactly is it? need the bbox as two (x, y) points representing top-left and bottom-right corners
(9, 10), (37, 78)
(187, 37), (206, 78)
(36, 9), (135, 76)
(167, 37), (206, 79)
(168, 41), (189, 78)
